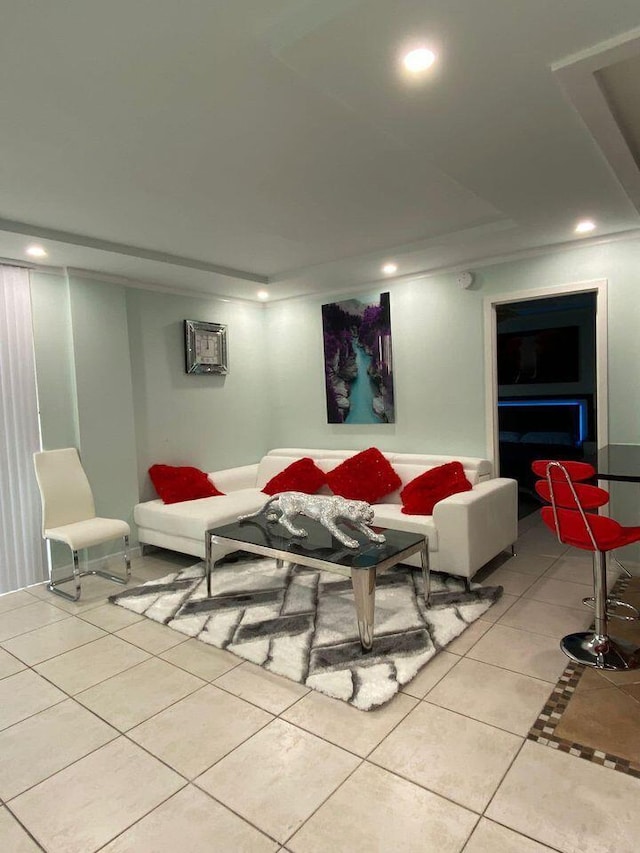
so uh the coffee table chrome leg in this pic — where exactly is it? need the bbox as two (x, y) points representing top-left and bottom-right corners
(420, 542), (431, 606)
(205, 532), (212, 597)
(351, 568), (376, 652)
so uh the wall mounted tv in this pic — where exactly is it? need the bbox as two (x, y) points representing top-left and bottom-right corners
(497, 326), (579, 385)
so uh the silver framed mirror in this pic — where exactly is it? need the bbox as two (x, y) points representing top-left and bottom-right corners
(184, 320), (228, 374)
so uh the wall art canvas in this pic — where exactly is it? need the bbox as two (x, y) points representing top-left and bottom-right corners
(322, 291), (395, 424)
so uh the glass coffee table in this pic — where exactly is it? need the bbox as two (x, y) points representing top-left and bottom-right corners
(205, 518), (429, 652)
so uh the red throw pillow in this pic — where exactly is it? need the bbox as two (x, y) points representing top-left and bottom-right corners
(149, 464), (224, 504)
(325, 447), (401, 504)
(401, 461), (472, 515)
(262, 457), (326, 496)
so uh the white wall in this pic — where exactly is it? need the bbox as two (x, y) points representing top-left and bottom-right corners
(28, 235), (640, 568)
(30, 272), (78, 451)
(67, 275), (140, 529)
(265, 237), (640, 564)
(265, 280), (487, 455)
(126, 288), (269, 500)
(30, 275), (271, 530)
(267, 238), (640, 452)
(30, 272), (139, 565)
(478, 240), (640, 442)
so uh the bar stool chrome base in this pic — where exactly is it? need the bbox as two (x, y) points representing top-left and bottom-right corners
(560, 631), (640, 671)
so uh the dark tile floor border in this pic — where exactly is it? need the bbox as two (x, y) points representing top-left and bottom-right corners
(527, 574), (640, 780)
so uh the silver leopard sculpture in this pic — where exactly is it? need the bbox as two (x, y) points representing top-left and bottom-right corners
(238, 491), (386, 549)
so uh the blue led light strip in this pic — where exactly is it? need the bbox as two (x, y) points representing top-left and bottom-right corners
(497, 398), (587, 443)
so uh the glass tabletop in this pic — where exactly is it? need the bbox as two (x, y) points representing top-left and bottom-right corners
(207, 518), (426, 570)
(590, 444), (640, 483)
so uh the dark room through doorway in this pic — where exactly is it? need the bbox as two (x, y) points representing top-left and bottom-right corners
(496, 291), (598, 518)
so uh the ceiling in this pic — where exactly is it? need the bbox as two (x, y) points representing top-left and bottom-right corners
(2, 0), (640, 302)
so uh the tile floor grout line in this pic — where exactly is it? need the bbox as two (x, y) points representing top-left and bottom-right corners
(91, 780), (298, 851)
(459, 813), (565, 853)
(460, 649), (565, 686)
(23, 638), (153, 698)
(72, 658), (209, 729)
(0, 609), (70, 644)
(271, 682), (420, 762)
(454, 813), (484, 853)
(492, 615), (593, 643)
(417, 693), (536, 741)
(2, 711), (121, 805)
(2, 800), (48, 852)
(362, 754), (486, 818)
(0, 695), (68, 738)
(477, 741), (565, 853)
(478, 730), (530, 816)
(2, 642), (236, 781)
(0, 597), (47, 618)
(279, 755), (369, 847)
(5, 681), (273, 829)
(206, 666), (307, 715)
(188, 779), (293, 847)
(2, 535), (638, 851)
(90, 781), (193, 853)
(0, 623), (109, 668)
(2, 613), (293, 800)
(120, 690), (277, 783)
(158, 647), (246, 682)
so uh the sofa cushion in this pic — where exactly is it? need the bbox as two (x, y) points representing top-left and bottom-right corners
(262, 457), (326, 496)
(388, 454), (490, 483)
(400, 462), (473, 515)
(256, 455), (303, 489)
(372, 504), (438, 550)
(379, 463), (437, 505)
(325, 447), (401, 504)
(134, 489), (267, 541)
(149, 464), (224, 504)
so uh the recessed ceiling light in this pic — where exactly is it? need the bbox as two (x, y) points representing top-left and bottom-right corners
(257, 290), (269, 301)
(402, 47), (436, 73)
(575, 219), (596, 234)
(25, 244), (48, 258)
(382, 262), (398, 275)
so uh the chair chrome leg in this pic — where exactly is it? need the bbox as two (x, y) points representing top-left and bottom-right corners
(510, 544), (517, 557)
(560, 550), (640, 670)
(48, 548), (82, 601)
(612, 553), (633, 578)
(91, 535), (130, 586)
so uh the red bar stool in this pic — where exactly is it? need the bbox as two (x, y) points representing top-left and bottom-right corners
(532, 459), (640, 671)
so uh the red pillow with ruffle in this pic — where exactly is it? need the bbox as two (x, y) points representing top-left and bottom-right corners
(325, 447), (401, 504)
(262, 457), (326, 496)
(401, 461), (472, 515)
(149, 464), (224, 504)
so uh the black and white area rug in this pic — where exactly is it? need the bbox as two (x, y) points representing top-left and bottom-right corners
(110, 556), (502, 710)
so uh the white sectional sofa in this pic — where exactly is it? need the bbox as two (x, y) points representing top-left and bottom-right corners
(134, 448), (518, 581)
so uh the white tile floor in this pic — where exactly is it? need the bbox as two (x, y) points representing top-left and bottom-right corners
(1, 514), (639, 852)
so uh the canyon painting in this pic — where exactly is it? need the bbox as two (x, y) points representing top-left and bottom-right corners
(322, 292), (395, 424)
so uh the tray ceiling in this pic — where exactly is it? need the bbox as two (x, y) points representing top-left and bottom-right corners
(1, 0), (640, 301)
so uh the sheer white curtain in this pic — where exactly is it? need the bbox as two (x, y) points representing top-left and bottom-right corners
(0, 264), (45, 593)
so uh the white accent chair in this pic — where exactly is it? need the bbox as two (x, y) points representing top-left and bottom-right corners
(33, 448), (131, 601)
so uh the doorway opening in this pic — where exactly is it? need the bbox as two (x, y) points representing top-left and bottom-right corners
(484, 280), (608, 519)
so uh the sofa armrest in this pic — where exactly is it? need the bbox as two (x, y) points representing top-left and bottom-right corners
(432, 478), (518, 577)
(209, 463), (259, 493)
